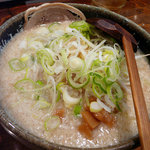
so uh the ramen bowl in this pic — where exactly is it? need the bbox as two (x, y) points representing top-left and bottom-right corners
(0, 3), (150, 150)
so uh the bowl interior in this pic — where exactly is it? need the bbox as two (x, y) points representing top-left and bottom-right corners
(0, 3), (150, 150)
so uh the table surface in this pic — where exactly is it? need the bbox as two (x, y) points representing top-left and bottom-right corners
(0, 0), (150, 149)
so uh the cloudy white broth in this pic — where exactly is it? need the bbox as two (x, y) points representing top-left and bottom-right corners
(0, 20), (150, 148)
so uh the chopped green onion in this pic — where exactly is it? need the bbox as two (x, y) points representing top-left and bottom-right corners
(90, 101), (102, 113)
(49, 33), (72, 50)
(20, 54), (30, 62)
(56, 82), (65, 92)
(93, 76), (107, 94)
(44, 116), (60, 131)
(28, 41), (44, 50)
(102, 50), (115, 62)
(97, 98), (111, 113)
(24, 68), (29, 79)
(107, 82), (123, 110)
(61, 86), (81, 108)
(56, 90), (61, 102)
(8, 58), (26, 72)
(61, 33), (73, 42)
(92, 84), (104, 99)
(36, 50), (54, 66)
(91, 59), (102, 69)
(69, 57), (84, 71)
(90, 72), (107, 93)
(35, 95), (40, 100)
(41, 55), (54, 75)
(36, 80), (44, 86)
(120, 58), (129, 82)
(105, 60), (120, 83)
(48, 22), (61, 32)
(89, 72), (102, 78)
(56, 82), (65, 102)
(34, 99), (51, 109)
(61, 49), (68, 66)
(74, 104), (82, 116)
(67, 69), (90, 89)
(31, 55), (35, 62)
(14, 78), (35, 91)
(69, 20), (95, 40)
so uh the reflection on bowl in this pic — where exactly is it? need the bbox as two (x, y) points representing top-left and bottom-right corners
(0, 3), (150, 150)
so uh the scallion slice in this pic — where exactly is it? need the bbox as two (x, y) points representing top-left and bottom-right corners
(56, 82), (65, 92)
(69, 20), (95, 40)
(61, 33), (73, 42)
(61, 85), (81, 108)
(92, 84), (104, 99)
(67, 69), (90, 89)
(105, 60), (120, 83)
(37, 50), (54, 66)
(74, 104), (82, 116)
(41, 55), (54, 75)
(61, 49), (68, 66)
(55, 82), (65, 102)
(48, 22), (61, 32)
(107, 82), (123, 110)
(91, 59), (102, 69)
(8, 58), (26, 72)
(34, 99), (51, 109)
(93, 77), (107, 94)
(90, 72), (107, 93)
(36, 80), (44, 86)
(90, 101), (102, 113)
(69, 57), (84, 71)
(14, 78), (35, 91)
(44, 116), (60, 131)
(56, 91), (61, 102)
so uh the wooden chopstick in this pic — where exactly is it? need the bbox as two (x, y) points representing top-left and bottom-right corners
(123, 35), (150, 150)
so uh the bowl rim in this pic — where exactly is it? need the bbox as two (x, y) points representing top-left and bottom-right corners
(0, 3), (149, 150)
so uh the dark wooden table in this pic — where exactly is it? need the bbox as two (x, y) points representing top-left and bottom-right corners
(0, 0), (150, 149)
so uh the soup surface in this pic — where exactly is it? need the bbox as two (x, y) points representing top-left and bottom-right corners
(0, 21), (150, 148)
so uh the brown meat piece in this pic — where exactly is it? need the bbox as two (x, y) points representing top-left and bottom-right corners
(78, 120), (93, 139)
(81, 110), (100, 129)
(53, 108), (65, 118)
(93, 109), (115, 127)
